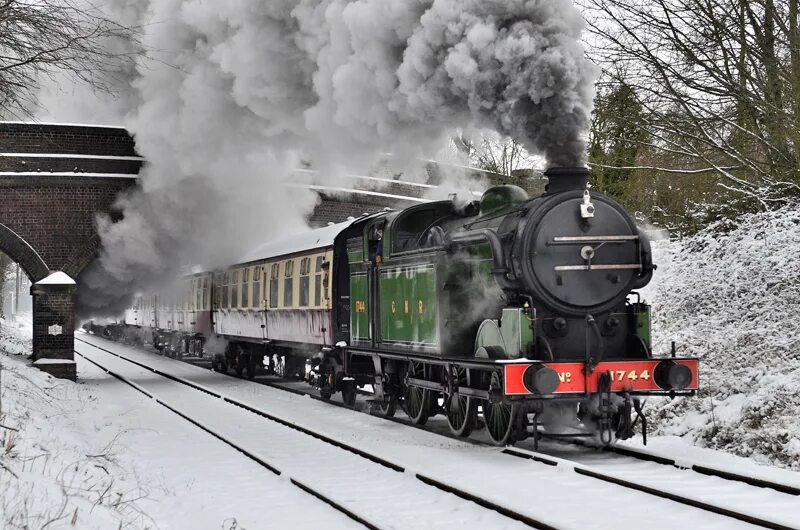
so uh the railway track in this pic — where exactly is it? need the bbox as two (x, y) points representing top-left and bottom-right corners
(258, 373), (800, 530)
(565, 438), (800, 497)
(76, 334), (800, 529)
(75, 338), (553, 530)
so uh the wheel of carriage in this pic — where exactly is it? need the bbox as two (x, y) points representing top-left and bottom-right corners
(446, 366), (478, 437)
(234, 353), (245, 377)
(403, 360), (433, 425)
(212, 356), (226, 373)
(272, 354), (285, 378)
(246, 353), (257, 380)
(341, 379), (357, 408)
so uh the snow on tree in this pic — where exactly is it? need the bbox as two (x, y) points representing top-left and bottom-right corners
(645, 204), (800, 468)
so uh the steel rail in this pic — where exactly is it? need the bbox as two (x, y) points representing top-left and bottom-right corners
(502, 447), (798, 530)
(257, 374), (800, 530)
(563, 437), (800, 497)
(74, 349), (378, 530)
(82, 335), (799, 530)
(75, 337), (559, 530)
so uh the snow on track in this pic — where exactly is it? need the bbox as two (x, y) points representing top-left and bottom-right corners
(76, 334), (761, 530)
(76, 339), (532, 530)
(507, 445), (800, 530)
(72, 357), (359, 529)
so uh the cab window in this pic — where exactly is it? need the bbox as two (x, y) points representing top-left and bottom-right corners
(392, 208), (438, 254)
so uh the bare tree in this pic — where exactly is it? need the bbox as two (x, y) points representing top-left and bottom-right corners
(0, 253), (12, 319)
(456, 132), (535, 177)
(581, 0), (800, 206)
(0, 0), (135, 117)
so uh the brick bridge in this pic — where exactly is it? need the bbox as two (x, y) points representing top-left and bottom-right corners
(0, 122), (140, 379)
(0, 121), (543, 380)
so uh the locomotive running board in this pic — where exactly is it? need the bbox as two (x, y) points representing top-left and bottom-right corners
(406, 376), (490, 400)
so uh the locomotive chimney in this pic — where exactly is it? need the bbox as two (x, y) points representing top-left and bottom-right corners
(544, 166), (590, 194)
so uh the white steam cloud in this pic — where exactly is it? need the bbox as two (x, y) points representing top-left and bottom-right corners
(68, 0), (596, 316)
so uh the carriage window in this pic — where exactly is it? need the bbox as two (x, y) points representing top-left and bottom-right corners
(392, 208), (438, 254)
(252, 267), (261, 309)
(231, 270), (239, 308)
(221, 272), (229, 308)
(314, 256), (323, 306)
(269, 263), (279, 308)
(299, 257), (311, 307)
(242, 268), (249, 308)
(283, 260), (294, 307)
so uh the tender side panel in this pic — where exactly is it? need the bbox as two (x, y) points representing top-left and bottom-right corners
(378, 264), (438, 348)
(504, 359), (700, 395)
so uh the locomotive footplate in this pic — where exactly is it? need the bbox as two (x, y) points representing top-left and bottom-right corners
(503, 358), (699, 396)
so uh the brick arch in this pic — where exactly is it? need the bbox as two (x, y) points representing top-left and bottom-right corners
(0, 223), (49, 282)
(62, 234), (101, 279)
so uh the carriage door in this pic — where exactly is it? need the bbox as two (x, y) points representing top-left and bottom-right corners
(255, 265), (267, 341)
(153, 295), (159, 329)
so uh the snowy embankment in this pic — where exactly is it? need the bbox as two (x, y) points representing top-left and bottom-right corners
(643, 205), (800, 469)
(0, 314), (148, 529)
(0, 317), (354, 529)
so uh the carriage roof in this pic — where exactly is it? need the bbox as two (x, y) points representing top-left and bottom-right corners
(236, 213), (383, 265)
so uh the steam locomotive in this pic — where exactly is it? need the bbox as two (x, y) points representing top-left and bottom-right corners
(119, 166), (698, 446)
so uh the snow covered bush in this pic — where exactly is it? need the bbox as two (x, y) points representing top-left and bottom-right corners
(1, 317), (154, 529)
(644, 204), (800, 468)
(0, 311), (32, 357)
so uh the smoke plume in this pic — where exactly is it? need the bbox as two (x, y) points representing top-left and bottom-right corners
(67, 0), (595, 316)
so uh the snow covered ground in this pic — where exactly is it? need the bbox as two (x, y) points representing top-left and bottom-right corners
(75, 334), (800, 529)
(1, 204), (799, 526)
(0, 316), (358, 529)
(642, 204), (800, 469)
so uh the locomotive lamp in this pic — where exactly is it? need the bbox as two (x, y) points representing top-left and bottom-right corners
(522, 364), (560, 394)
(653, 359), (693, 391)
(580, 189), (595, 218)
